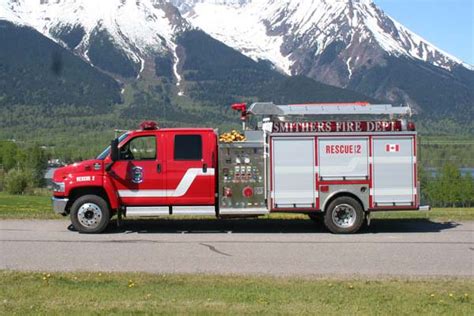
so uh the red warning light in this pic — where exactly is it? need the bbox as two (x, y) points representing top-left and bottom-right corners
(231, 103), (248, 121)
(139, 121), (159, 130)
(407, 122), (416, 131)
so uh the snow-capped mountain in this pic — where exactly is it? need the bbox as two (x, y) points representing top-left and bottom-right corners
(173, 0), (470, 76)
(1, 0), (190, 82)
(170, 0), (473, 116)
(1, 0), (374, 120)
(0, 0), (472, 121)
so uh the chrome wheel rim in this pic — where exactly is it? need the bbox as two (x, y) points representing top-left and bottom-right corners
(332, 204), (356, 228)
(77, 203), (102, 229)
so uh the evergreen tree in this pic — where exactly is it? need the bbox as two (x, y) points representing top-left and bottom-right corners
(460, 172), (474, 207)
(438, 163), (463, 207)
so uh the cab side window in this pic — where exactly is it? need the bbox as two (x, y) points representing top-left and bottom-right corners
(174, 135), (202, 160)
(120, 136), (156, 160)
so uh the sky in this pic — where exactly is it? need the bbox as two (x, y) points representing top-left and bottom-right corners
(374, 0), (473, 65)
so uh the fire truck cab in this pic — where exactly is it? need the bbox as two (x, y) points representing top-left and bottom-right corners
(52, 102), (429, 234)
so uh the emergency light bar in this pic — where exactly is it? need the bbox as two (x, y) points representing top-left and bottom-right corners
(139, 121), (159, 130)
(247, 102), (412, 117)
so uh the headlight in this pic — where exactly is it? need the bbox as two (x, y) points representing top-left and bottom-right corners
(52, 182), (65, 193)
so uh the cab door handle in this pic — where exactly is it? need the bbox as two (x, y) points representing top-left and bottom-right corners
(157, 164), (162, 173)
(202, 163), (208, 173)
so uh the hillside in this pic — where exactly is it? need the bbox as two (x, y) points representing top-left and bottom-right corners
(0, 21), (121, 108)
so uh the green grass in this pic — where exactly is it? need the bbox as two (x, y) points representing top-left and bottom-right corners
(0, 271), (472, 315)
(370, 209), (474, 221)
(1, 192), (474, 221)
(0, 192), (58, 219)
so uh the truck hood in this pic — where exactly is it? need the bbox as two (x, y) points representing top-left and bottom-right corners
(53, 159), (104, 182)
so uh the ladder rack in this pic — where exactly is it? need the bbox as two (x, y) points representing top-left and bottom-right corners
(247, 102), (412, 117)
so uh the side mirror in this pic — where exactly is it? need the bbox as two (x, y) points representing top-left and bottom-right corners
(110, 138), (119, 162)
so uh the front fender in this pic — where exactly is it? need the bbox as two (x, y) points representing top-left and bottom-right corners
(103, 175), (120, 210)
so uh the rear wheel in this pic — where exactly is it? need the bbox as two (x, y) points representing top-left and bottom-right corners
(324, 196), (364, 234)
(70, 195), (110, 234)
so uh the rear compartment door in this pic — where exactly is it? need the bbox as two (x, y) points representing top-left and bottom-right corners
(318, 137), (369, 180)
(272, 137), (315, 208)
(372, 137), (415, 206)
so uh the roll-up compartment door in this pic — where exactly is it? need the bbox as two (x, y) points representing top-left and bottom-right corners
(373, 137), (415, 206)
(272, 138), (315, 208)
(318, 137), (369, 180)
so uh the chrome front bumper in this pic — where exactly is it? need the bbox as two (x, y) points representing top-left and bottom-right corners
(52, 197), (69, 215)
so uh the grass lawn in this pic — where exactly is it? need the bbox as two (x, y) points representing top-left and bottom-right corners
(0, 271), (472, 315)
(1, 192), (474, 221)
(0, 192), (57, 219)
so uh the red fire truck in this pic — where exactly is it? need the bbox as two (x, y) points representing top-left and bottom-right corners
(52, 102), (429, 234)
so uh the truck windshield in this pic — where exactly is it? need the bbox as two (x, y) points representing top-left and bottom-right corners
(96, 132), (129, 160)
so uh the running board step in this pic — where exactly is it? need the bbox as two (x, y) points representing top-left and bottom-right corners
(126, 207), (169, 217)
(219, 208), (269, 216)
(125, 206), (216, 217)
(125, 207), (269, 217)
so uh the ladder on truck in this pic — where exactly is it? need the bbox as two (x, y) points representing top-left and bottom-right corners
(246, 102), (412, 117)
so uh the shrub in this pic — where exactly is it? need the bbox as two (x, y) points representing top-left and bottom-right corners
(4, 169), (33, 195)
(0, 169), (5, 191)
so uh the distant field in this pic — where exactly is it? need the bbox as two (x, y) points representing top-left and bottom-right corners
(0, 192), (473, 221)
(0, 271), (472, 315)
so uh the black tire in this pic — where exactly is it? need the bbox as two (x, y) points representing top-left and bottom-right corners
(324, 196), (364, 234)
(70, 195), (110, 234)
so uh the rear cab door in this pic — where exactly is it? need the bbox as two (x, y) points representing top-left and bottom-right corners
(164, 129), (217, 205)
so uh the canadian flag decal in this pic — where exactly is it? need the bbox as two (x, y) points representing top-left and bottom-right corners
(386, 144), (400, 152)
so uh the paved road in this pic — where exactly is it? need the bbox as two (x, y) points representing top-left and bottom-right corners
(1, 219), (473, 277)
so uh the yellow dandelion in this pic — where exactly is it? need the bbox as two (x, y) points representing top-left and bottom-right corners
(430, 294), (435, 298)
(449, 293), (454, 298)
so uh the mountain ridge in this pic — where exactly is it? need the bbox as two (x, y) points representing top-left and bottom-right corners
(0, 0), (472, 123)
(170, 0), (473, 119)
(172, 0), (471, 72)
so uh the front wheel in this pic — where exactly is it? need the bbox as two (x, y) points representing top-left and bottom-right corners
(70, 195), (110, 233)
(324, 196), (364, 234)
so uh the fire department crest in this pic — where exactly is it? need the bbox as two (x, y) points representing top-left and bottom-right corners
(131, 166), (144, 184)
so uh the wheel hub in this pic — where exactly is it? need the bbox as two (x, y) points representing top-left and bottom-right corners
(332, 204), (356, 228)
(77, 203), (102, 229)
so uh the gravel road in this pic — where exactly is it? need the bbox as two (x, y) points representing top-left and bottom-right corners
(1, 218), (473, 277)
